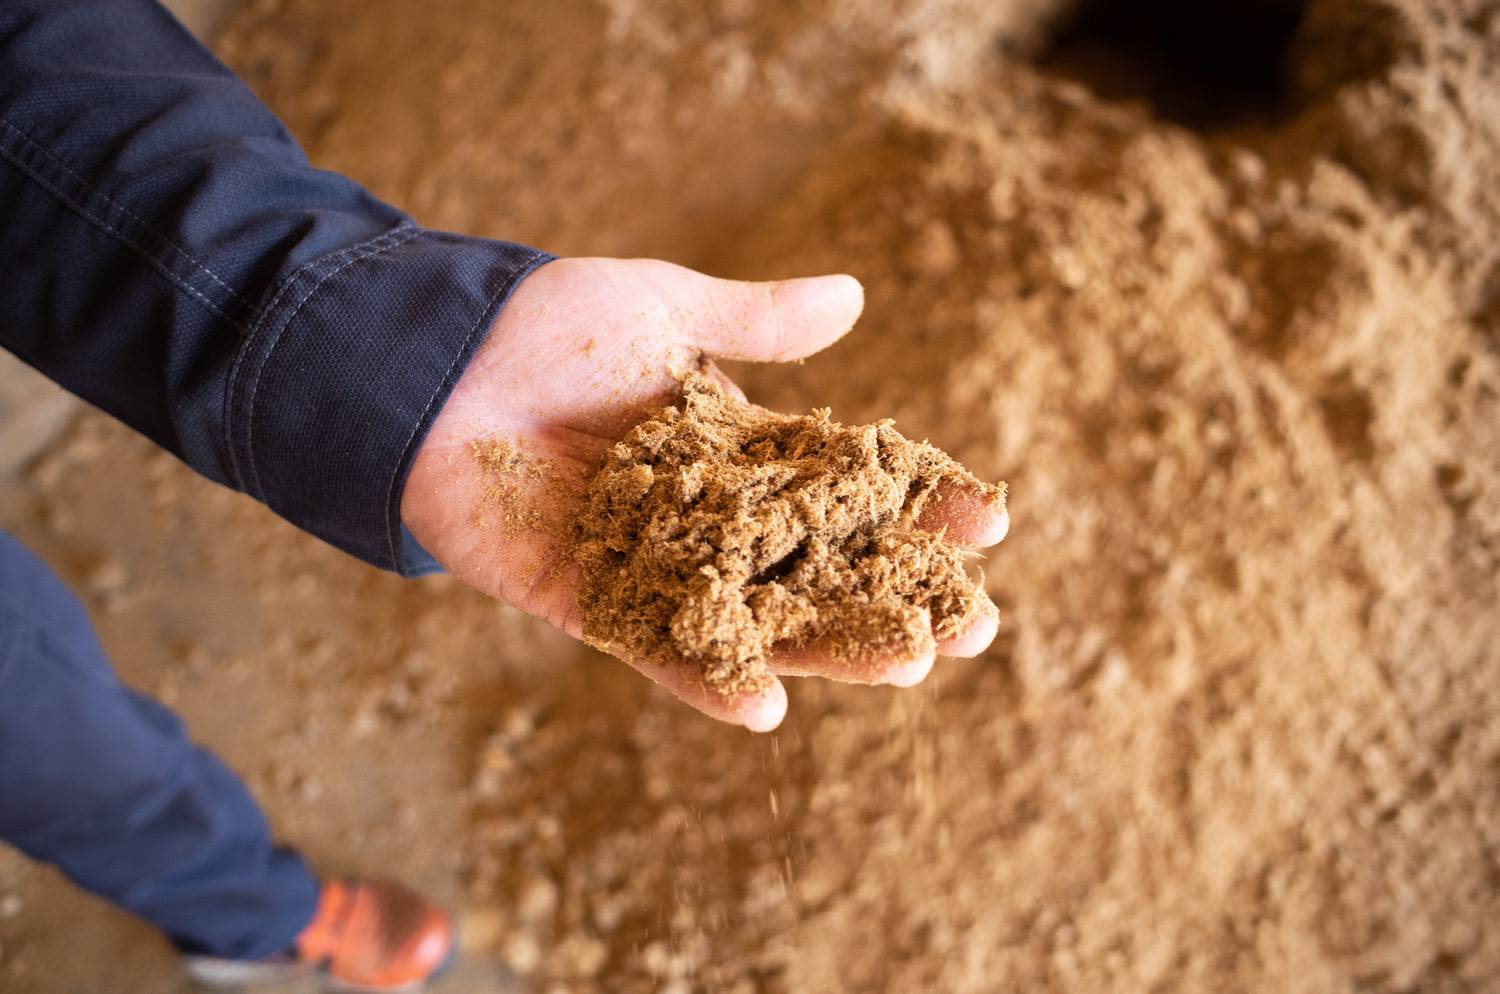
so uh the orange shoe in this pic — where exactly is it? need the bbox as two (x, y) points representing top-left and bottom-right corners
(186, 878), (456, 992)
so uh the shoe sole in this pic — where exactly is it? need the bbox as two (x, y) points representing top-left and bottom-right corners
(185, 924), (458, 993)
(184, 956), (314, 986)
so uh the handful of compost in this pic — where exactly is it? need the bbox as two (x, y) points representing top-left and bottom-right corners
(574, 375), (1007, 695)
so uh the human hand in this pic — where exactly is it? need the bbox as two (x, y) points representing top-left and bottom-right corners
(401, 258), (1008, 730)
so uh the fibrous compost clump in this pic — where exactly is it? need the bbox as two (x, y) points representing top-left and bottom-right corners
(574, 375), (1005, 693)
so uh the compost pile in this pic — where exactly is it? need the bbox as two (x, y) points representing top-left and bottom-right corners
(3, 1), (1498, 992)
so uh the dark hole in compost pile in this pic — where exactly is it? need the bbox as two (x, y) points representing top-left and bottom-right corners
(1037, 0), (1311, 129)
(752, 542), (810, 586)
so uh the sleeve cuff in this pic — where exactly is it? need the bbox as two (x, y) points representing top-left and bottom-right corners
(223, 225), (552, 575)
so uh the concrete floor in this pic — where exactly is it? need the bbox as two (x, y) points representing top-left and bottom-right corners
(0, 0), (240, 485)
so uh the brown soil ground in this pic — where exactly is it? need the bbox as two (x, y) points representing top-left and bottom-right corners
(3, 1), (1499, 992)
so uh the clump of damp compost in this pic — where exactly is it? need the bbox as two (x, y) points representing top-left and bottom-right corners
(573, 374), (1006, 694)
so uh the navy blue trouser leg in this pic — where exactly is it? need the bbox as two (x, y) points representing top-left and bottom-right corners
(0, 532), (319, 960)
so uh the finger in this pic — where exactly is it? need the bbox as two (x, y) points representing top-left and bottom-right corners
(769, 592), (996, 684)
(915, 478), (1010, 548)
(698, 359), (750, 404)
(772, 640), (939, 686)
(934, 594), (999, 658)
(687, 272), (865, 363)
(880, 652), (937, 687)
(617, 653), (788, 732)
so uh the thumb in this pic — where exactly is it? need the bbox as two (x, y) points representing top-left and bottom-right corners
(687, 272), (864, 362)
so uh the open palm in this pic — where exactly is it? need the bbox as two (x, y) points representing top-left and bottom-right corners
(402, 258), (1007, 730)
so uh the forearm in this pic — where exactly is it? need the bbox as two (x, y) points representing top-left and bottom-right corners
(0, 0), (550, 572)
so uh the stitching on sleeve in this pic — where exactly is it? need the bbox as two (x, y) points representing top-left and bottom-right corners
(243, 226), (423, 500)
(383, 247), (547, 568)
(0, 119), (254, 311)
(222, 225), (416, 490)
(0, 139), (249, 333)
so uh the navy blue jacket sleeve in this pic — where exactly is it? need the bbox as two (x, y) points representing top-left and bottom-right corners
(0, 0), (553, 575)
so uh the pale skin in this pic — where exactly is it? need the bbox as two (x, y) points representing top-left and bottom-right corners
(401, 257), (1009, 731)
